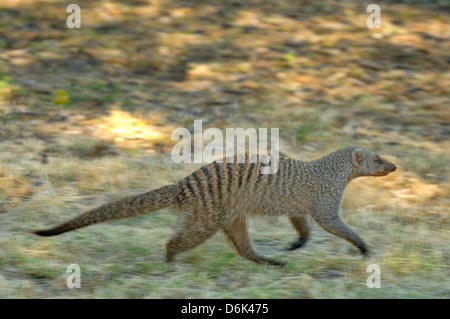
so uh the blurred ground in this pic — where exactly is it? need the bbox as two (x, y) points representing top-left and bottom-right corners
(0, 0), (449, 298)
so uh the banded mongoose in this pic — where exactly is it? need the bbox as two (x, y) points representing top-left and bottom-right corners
(34, 146), (397, 266)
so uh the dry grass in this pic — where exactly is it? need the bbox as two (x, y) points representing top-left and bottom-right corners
(0, 134), (448, 298)
(0, 0), (449, 298)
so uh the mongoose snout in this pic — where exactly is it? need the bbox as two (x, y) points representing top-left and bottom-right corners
(34, 146), (397, 266)
(375, 162), (397, 176)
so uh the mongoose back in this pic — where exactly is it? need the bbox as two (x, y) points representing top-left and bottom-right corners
(34, 146), (397, 266)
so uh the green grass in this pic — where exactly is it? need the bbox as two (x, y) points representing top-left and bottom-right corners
(294, 123), (318, 141)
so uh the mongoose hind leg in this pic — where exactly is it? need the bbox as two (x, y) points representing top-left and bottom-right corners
(166, 215), (219, 262)
(314, 216), (368, 256)
(223, 218), (286, 267)
(286, 215), (310, 251)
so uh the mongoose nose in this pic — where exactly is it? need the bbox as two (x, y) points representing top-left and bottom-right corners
(393, 165), (397, 171)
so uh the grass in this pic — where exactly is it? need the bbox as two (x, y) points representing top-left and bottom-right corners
(0, 0), (449, 299)
(0, 144), (448, 298)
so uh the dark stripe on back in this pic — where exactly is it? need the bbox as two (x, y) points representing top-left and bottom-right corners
(192, 170), (208, 207)
(267, 159), (277, 186)
(200, 166), (214, 202)
(287, 158), (293, 188)
(257, 157), (266, 184)
(226, 163), (233, 195)
(238, 163), (246, 189)
(213, 161), (223, 203)
(178, 181), (185, 203)
(200, 166), (212, 179)
(183, 176), (194, 197)
(246, 162), (255, 187)
(277, 157), (284, 190)
(283, 158), (291, 192)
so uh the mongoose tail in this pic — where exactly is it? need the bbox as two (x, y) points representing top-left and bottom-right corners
(34, 184), (178, 236)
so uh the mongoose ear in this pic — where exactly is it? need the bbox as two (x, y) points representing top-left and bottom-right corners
(351, 149), (363, 167)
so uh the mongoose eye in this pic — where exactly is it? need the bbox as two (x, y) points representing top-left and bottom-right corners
(375, 159), (383, 165)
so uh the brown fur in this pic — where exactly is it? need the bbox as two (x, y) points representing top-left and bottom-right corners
(34, 146), (397, 266)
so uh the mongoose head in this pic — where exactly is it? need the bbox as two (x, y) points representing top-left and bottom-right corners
(351, 148), (397, 177)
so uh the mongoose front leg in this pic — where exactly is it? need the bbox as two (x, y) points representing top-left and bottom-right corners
(286, 215), (310, 251)
(223, 218), (286, 267)
(314, 216), (368, 256)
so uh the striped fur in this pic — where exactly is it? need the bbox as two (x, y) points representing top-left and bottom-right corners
(34, 146), (397, 266)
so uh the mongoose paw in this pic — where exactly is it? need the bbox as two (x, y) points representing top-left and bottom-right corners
(266, 259), (287, 267)
(285, 237), (309, 251)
